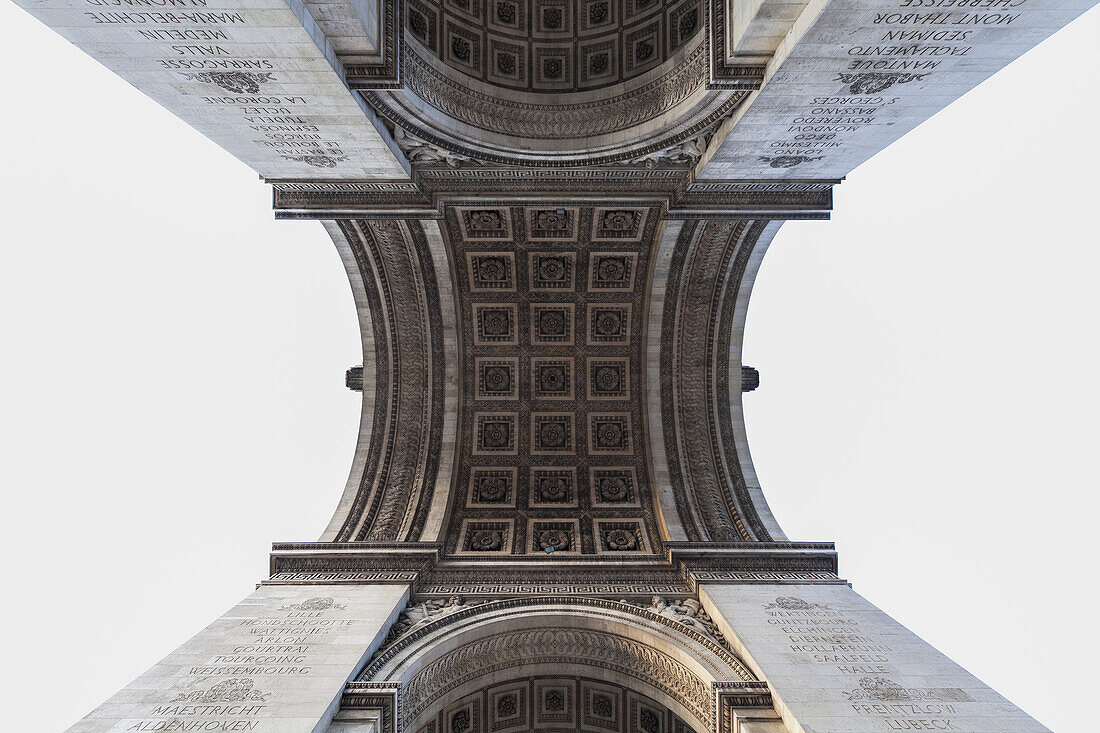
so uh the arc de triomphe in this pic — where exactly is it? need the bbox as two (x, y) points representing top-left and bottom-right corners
(11, 0), (1092, 730)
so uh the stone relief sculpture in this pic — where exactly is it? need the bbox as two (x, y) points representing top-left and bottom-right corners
(618, 134), (710, 168)
(386, 595), (486, 642)
(628, 596), (730, 646)
(394, 127), (481, 168)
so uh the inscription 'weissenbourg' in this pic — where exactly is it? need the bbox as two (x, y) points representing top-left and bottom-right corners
(124, 598), (355, 732)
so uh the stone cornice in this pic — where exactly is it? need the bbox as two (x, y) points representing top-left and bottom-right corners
(268, 177), (838, 220)
(265, 540), (841, 590)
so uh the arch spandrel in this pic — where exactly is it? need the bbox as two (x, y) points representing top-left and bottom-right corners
(347, 597), (774, 733)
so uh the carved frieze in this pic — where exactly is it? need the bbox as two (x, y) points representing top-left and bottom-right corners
(660, 220), (775, 541)
(327, 221), (447, 542)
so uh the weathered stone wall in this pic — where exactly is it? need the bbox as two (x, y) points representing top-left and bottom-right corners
(67, 584), (408, 732)
(702, 583), (1048, 732)
(13, 0), (405, 178)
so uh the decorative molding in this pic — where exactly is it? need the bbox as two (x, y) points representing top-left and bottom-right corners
(716, 681), (775, 733)
(394, 42), (713, 141)
(661, 220), (776, 541)
(341, 684), (399, 733)
(325, 221), (447, 542)
(400, 628), (716, 726)
(268, 178), (837, 220)
(704, 0), (767, 88)
(265, 571), (421, 584)
(363, 595), (755, 680)
(341, 0), (403, 88)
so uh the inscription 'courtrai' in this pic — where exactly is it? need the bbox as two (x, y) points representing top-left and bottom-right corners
(119, 595), (366, 731)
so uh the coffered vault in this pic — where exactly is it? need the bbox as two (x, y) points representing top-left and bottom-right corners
(16, 0), (1092, 728)
(322, 211), (786, 552)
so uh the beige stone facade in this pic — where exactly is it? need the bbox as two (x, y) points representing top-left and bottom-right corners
(11, 0), (1091, 728)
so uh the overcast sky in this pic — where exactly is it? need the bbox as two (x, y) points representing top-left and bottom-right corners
(2, 3), (1098, 731)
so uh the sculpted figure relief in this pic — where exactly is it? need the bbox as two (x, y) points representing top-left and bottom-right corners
(387, 595), (484, 641)
(616, 596), (730, 647)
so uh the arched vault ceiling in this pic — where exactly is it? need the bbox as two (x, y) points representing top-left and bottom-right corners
(319, 209), (791, 554)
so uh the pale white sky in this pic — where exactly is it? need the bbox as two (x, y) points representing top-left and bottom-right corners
(1, 3), (1097, 731)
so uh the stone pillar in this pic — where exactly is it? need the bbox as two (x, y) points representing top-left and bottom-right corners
(67, 583), (408, 733)
(700, 583), (1047, 733)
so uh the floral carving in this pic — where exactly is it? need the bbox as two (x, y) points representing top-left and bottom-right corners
(536, 475), (570, 502)
(763, 596), (827, 611)
(497, 694), (518, 717)
(172, 679), (269, 703)
(591, 692), (613, 716)
(482, 366), (512, 393)
(842, 677), (973, 703)
(546, 689), (565, 710)
(280, 597), (346, 611)
(538, 257), (567, 282)
(181, 71), (274, 94)
(758, 155), (823, 169)
(469, 210), (503, 231)
(597, 476), (629, 502)
(595, 311), (621, 335)
(476, 475), (509, 501)
(835, 71), (928, 94)
(604, 528), (638, 550)
(471, 529), (504, 550)
(538, 529), (571, 551)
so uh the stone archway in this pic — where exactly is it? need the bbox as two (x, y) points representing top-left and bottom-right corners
(331, 597), (780, 733)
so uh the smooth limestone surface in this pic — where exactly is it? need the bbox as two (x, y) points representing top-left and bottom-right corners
(703, 583), (1049, 733)
(703, 0), (1096, 179)
(66, 584), (408, 733)
(13, 0), (405, 179)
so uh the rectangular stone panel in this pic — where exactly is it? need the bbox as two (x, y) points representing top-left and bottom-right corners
(66, 583), (408, 732)
(701, 582), (1049, 733)
(702, 0), (1095, 180)
(14, 0), (405, 179)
